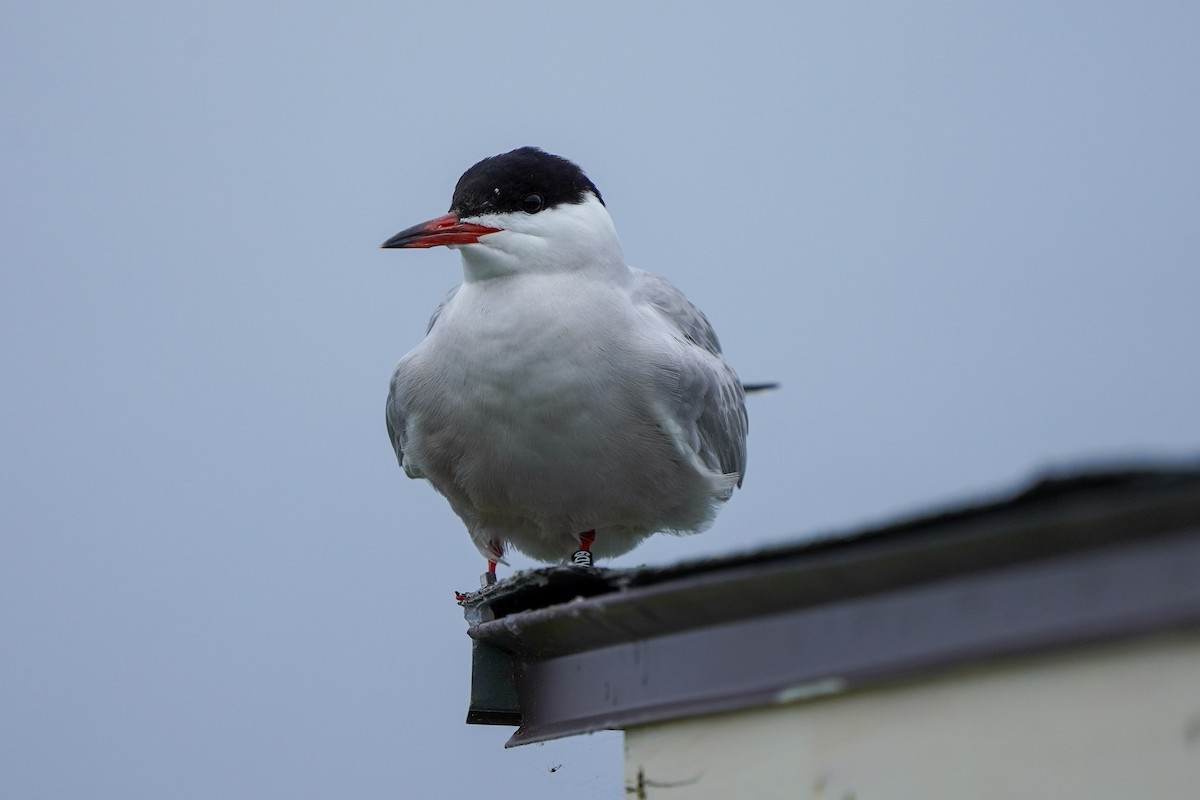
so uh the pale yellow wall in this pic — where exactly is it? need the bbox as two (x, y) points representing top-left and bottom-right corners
(625, 630), (1200, 799)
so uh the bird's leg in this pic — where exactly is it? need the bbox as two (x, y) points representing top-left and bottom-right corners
(480, 540), (503, 587)
(455, 549), (501, 604)
(480, 540), (506, 587)
(571, 530), (597, 568)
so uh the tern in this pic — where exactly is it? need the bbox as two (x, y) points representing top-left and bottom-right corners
(381, 147), (749, 580)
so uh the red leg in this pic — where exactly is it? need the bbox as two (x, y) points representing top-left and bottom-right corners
(572, 530), (597, 568)
(455, 551), (501, 604)
(480, 546), (500, 587)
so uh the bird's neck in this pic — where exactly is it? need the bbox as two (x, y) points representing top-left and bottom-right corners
(458, 239), (630, 285)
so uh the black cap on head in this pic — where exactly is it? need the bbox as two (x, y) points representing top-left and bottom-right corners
(450, 147), (604, 219)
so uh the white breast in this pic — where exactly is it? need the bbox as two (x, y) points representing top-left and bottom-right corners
(390, 271), (730, 561)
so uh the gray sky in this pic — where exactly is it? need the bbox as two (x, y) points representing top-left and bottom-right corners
(3, 2), (1198, 797)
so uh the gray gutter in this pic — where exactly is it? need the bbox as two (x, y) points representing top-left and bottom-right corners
(460, 465), (1200, 746)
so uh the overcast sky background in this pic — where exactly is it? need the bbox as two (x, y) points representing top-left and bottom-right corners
(3, 2), (1198, 797)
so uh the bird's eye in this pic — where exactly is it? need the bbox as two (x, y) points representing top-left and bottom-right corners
(521, 193), (544, 213)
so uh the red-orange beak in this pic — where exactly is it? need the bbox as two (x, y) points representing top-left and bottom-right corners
(380, 212), (501, 249)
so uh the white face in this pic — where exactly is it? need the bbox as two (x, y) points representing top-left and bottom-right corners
(452, 193), (627, 282)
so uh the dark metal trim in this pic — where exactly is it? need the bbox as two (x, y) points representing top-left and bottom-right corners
(464, 640), (521, 726)
(506, 530), (1200, 744)
(466, 475), (1200, 658)
(458, 468), (1200, 745)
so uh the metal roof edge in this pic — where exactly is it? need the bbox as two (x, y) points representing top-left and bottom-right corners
(457, 461), (1200, 743)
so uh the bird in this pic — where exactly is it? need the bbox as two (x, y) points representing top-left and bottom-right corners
(381, 147), (749, 580)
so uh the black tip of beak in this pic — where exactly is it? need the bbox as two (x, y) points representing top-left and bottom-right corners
(380, 225), (424, 248)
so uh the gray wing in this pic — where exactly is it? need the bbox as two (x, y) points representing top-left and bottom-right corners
(384, 370), (412, 475)
(631, 269), (749, 486)
(423, 284), (460, 334)
(385, 284), (461, 475)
